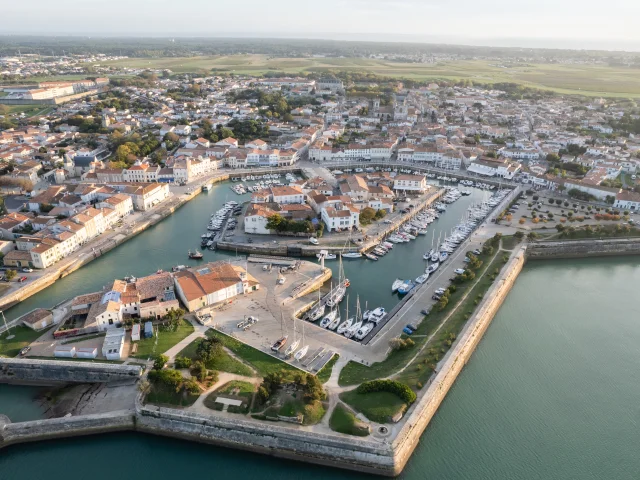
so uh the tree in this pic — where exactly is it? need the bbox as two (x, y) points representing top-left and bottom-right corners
(5, 269), (17, 281)
(266, 214), (285, 231)
(190, 360), (207, 382)
(153, 354), (168, 371)
(196, 337), (222, 364)
(359, 207), (376, 226)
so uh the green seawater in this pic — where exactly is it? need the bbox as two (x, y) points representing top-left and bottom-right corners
(3, 182), (638, 478)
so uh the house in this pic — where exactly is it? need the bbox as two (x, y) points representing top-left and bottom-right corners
(393, 175), (428, 193)
(102, 329), (125, 360)
(174, 125), (192, 136)
(173, 261), (260, 312)
(21, 308), (54, 331)
(613, 191), (640, 211)
(467, 157), (521, 179)
(321, 204), (360, 232)
(244, 203), (277, 234)
(3, 249), (33, 268)
(121, 183), (170, 211)
(271, 186), (305, 204)
(0, 212), (31, 240)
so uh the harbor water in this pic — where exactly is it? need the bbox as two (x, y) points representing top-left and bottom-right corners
(3, 181), (639, 478)
(2, 256), (640, 478)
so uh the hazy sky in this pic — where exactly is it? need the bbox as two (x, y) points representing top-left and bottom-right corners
(5, 0), (640, 51)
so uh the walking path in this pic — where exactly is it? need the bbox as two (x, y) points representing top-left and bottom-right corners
(189, 372), (262, 416)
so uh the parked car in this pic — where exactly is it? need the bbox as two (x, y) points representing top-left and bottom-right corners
(454, 268), (466, 275)
(403, 327), (414, 335)
(473, 249), (482, 255)
(432, 294), (442, 301)
(19, 346), (31, 356)
(308, 237), (319, 245)
(22, 267), (33, 273)
(18, 276), (27, 283)
(420, 307), (431, 316)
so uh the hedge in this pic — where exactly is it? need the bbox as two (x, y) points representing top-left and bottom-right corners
(356, 379), (417, 404)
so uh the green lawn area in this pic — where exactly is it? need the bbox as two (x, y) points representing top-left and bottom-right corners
(329, 403), (370, 437)
(317, 353), (339, 383)
(0, 325), (53, 357)
(145, 382), (199, 407)
(177, 337), (254, 376)
(338, 249), (497, 386)
(206, 330), (300, 377)
(203, 380), (255, 413)
(130, 319), (194, 359)
(396, 253), (508, 389)
(340, 390), (407, 424)
(277, 397), (325, 425)
(500, 235), (523, 251)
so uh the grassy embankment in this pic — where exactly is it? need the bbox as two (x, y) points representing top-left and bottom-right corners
(329, 403), (370, 437)
(204, 380), (256, 413)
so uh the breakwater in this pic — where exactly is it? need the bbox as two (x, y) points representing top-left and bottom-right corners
(527, 237), (640, 259)
(391, 246), (526, 473)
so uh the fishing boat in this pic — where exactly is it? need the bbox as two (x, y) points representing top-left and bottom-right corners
(415, 273), (429, 284)
(391, 279), (404, 293)
(398, 280), (414, 295)
(172, 265), (186, 272)
(271, 336), (288, 352)
(202, 184), (212, 192)
(188, 249), (204, 259)
(365, 253), (378, 261)
(316, 250), (337, 260)
(320, 309), (338, 328)
(342, 252), (363, 259)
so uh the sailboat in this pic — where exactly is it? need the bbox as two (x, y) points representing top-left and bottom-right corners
(294, 321), (309, 361)
(306, 288), (325, 321)
(337, 298), (353, 334)
(284, 316), (300, 357)
(430, 233), (440, 262)
(326, 259), (347, 307)
(271, 313), (288, 352)
(344, 297), (363, 339)
(320, 308), (338, 328)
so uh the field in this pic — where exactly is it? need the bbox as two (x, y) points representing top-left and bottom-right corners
(177, 337), (254, 376)
(0, 104), (56, 117)
(130, 319), (194, 359)
(329, 403), (370, 436)
(340, 390), (407, 423)
(95, 55), (640, 97)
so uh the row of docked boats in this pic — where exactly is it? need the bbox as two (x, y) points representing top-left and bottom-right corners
(314, 295), (387, 342)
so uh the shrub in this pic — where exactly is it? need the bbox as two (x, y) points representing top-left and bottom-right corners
(153, 354), (168, 371)
(519, 218), (526, 224)
(191, 360), (207, 382)
(174, 356), (192, 369)
(356, 379), (417, 404)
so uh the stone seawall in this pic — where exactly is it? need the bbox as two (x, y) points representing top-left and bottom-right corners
(391, 246), (526, 474)
(0, 359), (142, 384)
(527, 237), (640, 259)
(0, 410), (134, 447)
(136, 406), (396, 476)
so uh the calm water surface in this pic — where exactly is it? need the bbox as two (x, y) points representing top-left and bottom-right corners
(2, 182), (638, 479)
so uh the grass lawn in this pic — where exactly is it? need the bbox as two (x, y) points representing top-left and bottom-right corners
(146, 382), (199, 408)
(500, 234), (523, 251)
(177, 337), (254, 376)
(203, 380), (255, 413)
(277, 397), (326, 425)
(329, 403), (370, 437)
(340, 390), (407, 424)
(317, 353), (339, 384)
(130, 319), (194, 359)
(338, 249), (497, 386)
(206, 330), (300, 377)
(0, 325), (53, 357)
(396, 253), (508, 389)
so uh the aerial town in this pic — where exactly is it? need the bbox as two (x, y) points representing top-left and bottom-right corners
(2, 45), (640, 477)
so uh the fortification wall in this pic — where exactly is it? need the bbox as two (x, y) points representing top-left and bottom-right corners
(0, 359), (142, 385)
